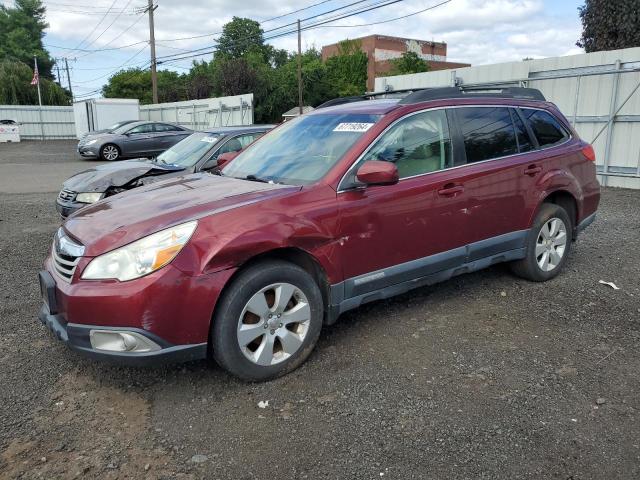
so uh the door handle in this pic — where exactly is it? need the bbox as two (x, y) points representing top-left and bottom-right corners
(524, 165), (542, 176)
(437, 183), (464, 196)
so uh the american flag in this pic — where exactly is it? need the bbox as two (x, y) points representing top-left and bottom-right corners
(30, 62), (39, 86)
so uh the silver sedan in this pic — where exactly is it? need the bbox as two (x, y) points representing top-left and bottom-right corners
(77, 121), (192, 161)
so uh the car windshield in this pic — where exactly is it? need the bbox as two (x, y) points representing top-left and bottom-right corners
(222, 113), (381, 185)
(112, 123), (138, 134)
(155, 132), (219, 167)
(108, 121), (129, 131)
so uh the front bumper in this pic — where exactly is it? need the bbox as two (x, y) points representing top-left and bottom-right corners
(38, 303), (207, 366)
(55, 198), (84, 218)
(37, 258), (235, 366)
(77, 145), (98, 158)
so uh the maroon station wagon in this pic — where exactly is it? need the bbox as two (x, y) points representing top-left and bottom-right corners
(39, 87), (600, 381)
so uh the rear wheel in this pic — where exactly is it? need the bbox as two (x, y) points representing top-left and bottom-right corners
(211, 260), (323, 381)
(100, 143), (120, 161)
(510, 203), (572, 281)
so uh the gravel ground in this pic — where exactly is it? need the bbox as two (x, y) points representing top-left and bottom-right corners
(1, 141), (639, 479)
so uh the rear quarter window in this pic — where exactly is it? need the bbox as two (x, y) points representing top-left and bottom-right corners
(521, 109), (569, 147)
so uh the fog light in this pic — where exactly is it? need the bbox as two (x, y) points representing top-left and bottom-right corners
(89, 330), (161, 353)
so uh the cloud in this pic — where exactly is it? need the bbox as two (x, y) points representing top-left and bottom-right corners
(36, 0), (584, 89)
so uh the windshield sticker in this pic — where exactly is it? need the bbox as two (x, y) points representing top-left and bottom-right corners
(201, 136), (218, 143)
(333, 122), (374, 133)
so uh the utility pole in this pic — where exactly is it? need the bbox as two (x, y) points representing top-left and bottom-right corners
(55, 61), (62, 87)
(146, 0), (158, 104)
(64, 57), (74, 103)
(297, 19), (303, 115)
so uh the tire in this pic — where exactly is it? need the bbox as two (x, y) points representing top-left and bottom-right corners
(100, 143), (120, 161)
(211, 260), (323, 381)
(510, 203), (573, 282)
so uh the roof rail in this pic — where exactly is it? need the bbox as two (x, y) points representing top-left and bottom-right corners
(315, 88), (421, 109)
(398, 86), (546, 104)
(315, 86), (546, 110)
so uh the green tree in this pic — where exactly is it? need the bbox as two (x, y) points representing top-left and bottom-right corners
(0, 0), (54, 79)
(324, 39), (368, 96)
(577, 0), (640, 52)
(216, 17), (266, 59)
(102, 68), (188, 104)
(0, 59), (69, 105)
(387, 51), (430, 76)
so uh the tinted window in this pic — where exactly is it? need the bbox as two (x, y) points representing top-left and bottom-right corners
(511, 109), (534, 153)
(127, 123), (153, 134)
(457, 107), (518, 163)
(521, 109), (568, 147)
(360, 109), (452, 179)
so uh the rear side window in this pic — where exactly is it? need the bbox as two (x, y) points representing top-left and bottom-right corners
(511, 109), (534, 153)
(521, 109), (568, 147)
(456, 107), (518, 163)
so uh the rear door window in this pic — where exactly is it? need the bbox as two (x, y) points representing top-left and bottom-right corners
(510, 109), (534, 153)
(456, 107), (518, 163)
(520, 109), (569, 147)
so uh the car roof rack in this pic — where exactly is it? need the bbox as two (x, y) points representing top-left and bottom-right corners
(315, 86), (545, 109)
(398, 86), (546, 104)
(315, 88), (421, 109)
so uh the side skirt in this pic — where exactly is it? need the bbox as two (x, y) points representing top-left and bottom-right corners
(326, 230), (528, 324)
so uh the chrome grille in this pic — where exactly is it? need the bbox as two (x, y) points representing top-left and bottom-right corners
(58, 189), (76, 202)
(52, 247), (80, 282)
(52, 228), (85, 283)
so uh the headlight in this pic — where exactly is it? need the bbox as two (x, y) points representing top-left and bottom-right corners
(75, 192), (103, 204)
(82, 221), (197, 281)
(85, 139), (97, 146)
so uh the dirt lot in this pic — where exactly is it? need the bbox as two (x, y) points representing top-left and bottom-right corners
(1, 140), (639, 479)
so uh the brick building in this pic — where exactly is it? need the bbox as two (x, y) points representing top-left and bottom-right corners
(321, 34), (470, 91)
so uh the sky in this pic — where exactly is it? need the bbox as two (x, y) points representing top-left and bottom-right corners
(2, 0), (586, 99)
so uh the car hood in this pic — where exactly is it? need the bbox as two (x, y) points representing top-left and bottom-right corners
(63, 159), (185, 192)
(78, 132), (119, 145)
(63, 174), (300, 256)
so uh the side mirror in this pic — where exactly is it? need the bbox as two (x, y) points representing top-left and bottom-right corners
(356, 160), (399, 186)
(217, 150), (241, 169)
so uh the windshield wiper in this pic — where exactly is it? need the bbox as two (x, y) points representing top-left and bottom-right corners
(244, 174), (270, 183)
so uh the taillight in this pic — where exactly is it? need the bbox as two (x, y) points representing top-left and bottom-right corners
(582, 144), (596, 162)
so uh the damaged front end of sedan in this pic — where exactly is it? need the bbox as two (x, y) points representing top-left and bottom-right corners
(56, 160), (187, 218)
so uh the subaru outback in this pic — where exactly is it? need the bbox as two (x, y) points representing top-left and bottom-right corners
(38, 87), (600, 381)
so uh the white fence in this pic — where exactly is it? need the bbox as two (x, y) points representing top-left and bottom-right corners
(0, 105), (75, 139)
(0, 93), (254, 141)
(140, 94), (254, 130)
(376, 47), (640, 189)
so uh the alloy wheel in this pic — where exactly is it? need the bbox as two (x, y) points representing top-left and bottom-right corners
(236, 283), (310, 366)
(102, 145), (119, 161)
(535, 217), (567, 272)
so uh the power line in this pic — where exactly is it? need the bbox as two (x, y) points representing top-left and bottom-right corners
(313, 0), (451, 27)
(156, 0), (409, 64)
(73, 45), (149, 84)
(75, 11), (146, 58)
(259, 0), (335, 24)
(78, 0), (136, 51)
(65, 0), (119, 55)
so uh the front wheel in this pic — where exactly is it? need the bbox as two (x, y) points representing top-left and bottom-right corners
(100, 143), (120, 161)
(211, 261), (323, 381)
(510, 203), (573, 282)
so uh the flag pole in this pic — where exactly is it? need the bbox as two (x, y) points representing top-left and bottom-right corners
(33, 56), (45, 139)
(34, 56), (42, 107)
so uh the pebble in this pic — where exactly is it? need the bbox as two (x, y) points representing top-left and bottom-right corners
(596, 397), (606, 405)
(190, 454), (208, 464)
